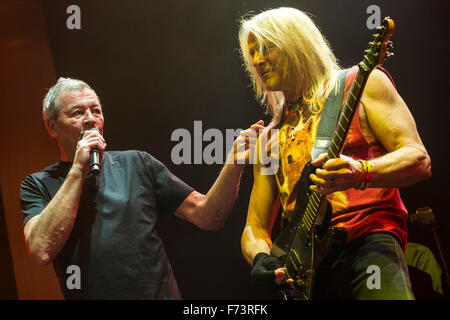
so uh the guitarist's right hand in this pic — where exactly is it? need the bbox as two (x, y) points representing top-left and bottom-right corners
(251, 253), (293, 290)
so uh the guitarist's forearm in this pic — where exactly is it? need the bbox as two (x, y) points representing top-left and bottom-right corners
(241, 225), (272, 266)
(365, 145), (431, 188)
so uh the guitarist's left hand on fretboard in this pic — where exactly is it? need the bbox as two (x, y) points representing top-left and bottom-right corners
(309, 153), (366, 194)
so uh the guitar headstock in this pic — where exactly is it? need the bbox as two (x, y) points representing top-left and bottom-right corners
(359, 17), (395, 72)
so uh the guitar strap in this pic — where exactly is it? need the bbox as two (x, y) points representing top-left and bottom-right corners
(310, 68), (351, 161)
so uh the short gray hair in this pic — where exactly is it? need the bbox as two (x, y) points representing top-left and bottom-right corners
(43, 77), (96, 125)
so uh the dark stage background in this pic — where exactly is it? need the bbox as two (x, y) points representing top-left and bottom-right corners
(1, 0), (449, 299)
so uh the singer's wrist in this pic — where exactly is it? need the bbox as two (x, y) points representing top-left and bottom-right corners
(69, 163), (88, 180)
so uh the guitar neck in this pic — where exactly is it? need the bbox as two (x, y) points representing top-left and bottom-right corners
(300, 66), (371, 235)
(326, 67), (369, 162)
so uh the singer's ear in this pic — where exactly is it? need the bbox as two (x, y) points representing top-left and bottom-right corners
(46, 119), (58, 139)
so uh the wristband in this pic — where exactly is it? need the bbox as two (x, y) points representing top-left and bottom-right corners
(356, 160), (372, 190)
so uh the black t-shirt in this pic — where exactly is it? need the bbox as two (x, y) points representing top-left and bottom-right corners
(20, 150), (194, 299)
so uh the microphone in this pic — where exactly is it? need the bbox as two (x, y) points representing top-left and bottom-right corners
(88, 128), (101, 176)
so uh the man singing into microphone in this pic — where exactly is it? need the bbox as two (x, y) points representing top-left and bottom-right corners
(20, 77), (263, 299)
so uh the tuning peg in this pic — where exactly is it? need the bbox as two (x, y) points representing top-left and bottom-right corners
(386, 52), (395, 58)
(387, 41), (395, 49)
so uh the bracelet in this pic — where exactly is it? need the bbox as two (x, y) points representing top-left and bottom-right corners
(356, 160), (373, 190)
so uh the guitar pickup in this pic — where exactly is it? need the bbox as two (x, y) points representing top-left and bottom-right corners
(285, 249), (304, 280)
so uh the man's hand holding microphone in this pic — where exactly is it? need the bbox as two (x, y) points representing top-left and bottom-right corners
(72, 128), (106, 178)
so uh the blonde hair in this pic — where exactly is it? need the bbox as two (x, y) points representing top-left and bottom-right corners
(239, 7), (341, 124)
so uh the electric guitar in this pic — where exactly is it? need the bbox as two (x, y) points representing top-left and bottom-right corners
(270, 17), (395, 300)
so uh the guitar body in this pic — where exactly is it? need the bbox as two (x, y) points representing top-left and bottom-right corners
(271, 162), (346, 300)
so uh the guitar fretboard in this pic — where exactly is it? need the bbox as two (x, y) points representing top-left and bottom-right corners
(298, 68), (368, 237)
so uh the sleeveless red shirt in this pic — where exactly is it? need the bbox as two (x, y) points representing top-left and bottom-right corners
(274, 66), (408, 250)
